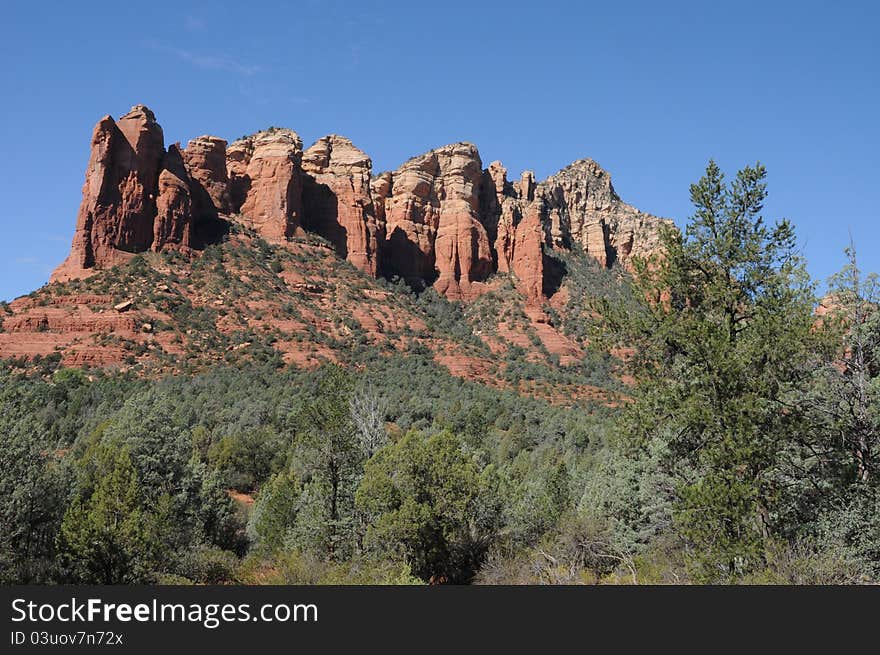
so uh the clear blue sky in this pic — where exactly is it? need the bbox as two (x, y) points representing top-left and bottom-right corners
(2, 0), (877, 301)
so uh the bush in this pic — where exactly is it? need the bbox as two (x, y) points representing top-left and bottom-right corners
(175, 545), (240, 584)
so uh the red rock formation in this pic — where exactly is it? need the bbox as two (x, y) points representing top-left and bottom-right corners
(227, 129), (303, 242)
(113, 106), (166, 248)
(511, 200), (546, 303)
(432, 144), (494, 300)
(380, 143), (493, 299)
(481, 161), (514, 273)
(153, 145), (193, 251)
(380, 150), (441, 283)
(536, 159), (671, 268)
(183, 135), (231, 216)
(516, 171), (536, 202)
(301, 135), (380, 275)
(226, 137), (254, 212)
(479, 162), (547, 302)
(52, 105), (165, 282)
(50, 105), (671, 312)
(370, 172), (392, 234)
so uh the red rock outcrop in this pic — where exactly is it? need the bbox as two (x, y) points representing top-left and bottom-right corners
(536, 159), (671, 268)
(301, 135), (381, 276)
(112, 105), (166, 247)
(474, 158), (671, 303)
(510, 200), (547, 303)
(52, 105), (165, 282)
(370, 172), (392, 233)
(431, 144), (494, 300)
(227, 129), (303, 242)
(226, 137), (254, 212)
(479, 162), (546, 302)
(379, 143), (493, 299)
(50, 105), (671, 311)
(153, 145), (193, 251)
(183, 135), (231, 216)
(481, 161), (514, 273)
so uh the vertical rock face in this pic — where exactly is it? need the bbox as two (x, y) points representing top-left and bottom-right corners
(301, 135), (380, 276)
(473, 157), (674, 303)
(112, 105), (166, 252)
(226, 137), (254, 213)
(51, 105), (165, 282)
(227, 129), (304, 242)
(370, 171), (392, 234)
(153, 145), (193, 251)
(431, 144), (494, 300)
(50, 105), (236, 283)
(379, 143), (493, 299)
(516, 171), (536, 202)
(535, 159), (669, 268)
(183, 135), (231, 217)
(481, 161), (514, 273)
(481, 162), (546, 302)
(511, 201), (547, 302)
(380, 151), (440, 284)
(368, 144), (669, 304)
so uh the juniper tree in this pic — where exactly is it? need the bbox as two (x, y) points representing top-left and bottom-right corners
(356, 429), (502, 583)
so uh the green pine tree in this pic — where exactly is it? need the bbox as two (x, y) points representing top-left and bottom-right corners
(593, 160), (820, 581)
(58, 444), (154, 583)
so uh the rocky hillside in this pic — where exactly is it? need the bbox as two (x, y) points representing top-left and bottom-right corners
(1, 104), (671, 399)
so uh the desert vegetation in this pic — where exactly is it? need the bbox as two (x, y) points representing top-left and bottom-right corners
(1, 162), (878, 584)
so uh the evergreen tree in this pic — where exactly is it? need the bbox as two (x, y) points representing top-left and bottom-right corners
(249, 470), (302, 551)
(593, 161), (820, 581)
(287, 365), (363, 559)
(356, 429), (501, 583)
(58, 444), (154, 583)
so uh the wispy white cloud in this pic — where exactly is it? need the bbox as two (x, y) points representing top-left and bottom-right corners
(145, 39), (261, 76)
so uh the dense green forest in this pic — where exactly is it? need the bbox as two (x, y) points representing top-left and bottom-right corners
(1, 162), (878, 584)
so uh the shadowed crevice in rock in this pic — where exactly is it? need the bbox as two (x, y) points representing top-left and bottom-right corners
(381, 226), (438, 289)
(301, 175), (348, 260)
(542, 251), (567, 298)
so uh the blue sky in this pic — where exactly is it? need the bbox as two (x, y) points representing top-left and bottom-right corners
(1, 0), (877, 301)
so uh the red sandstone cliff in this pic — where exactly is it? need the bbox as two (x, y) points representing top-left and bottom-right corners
(51, 105), (671, 305)
(301, 135), (381, 276)
(52, 106), (164, 281)
(377, 143), (494, 300)
(51, 105), (233, 282)
(227, 129), (303, 242)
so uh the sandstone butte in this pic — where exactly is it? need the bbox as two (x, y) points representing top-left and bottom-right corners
(50, 105), (672, 305)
